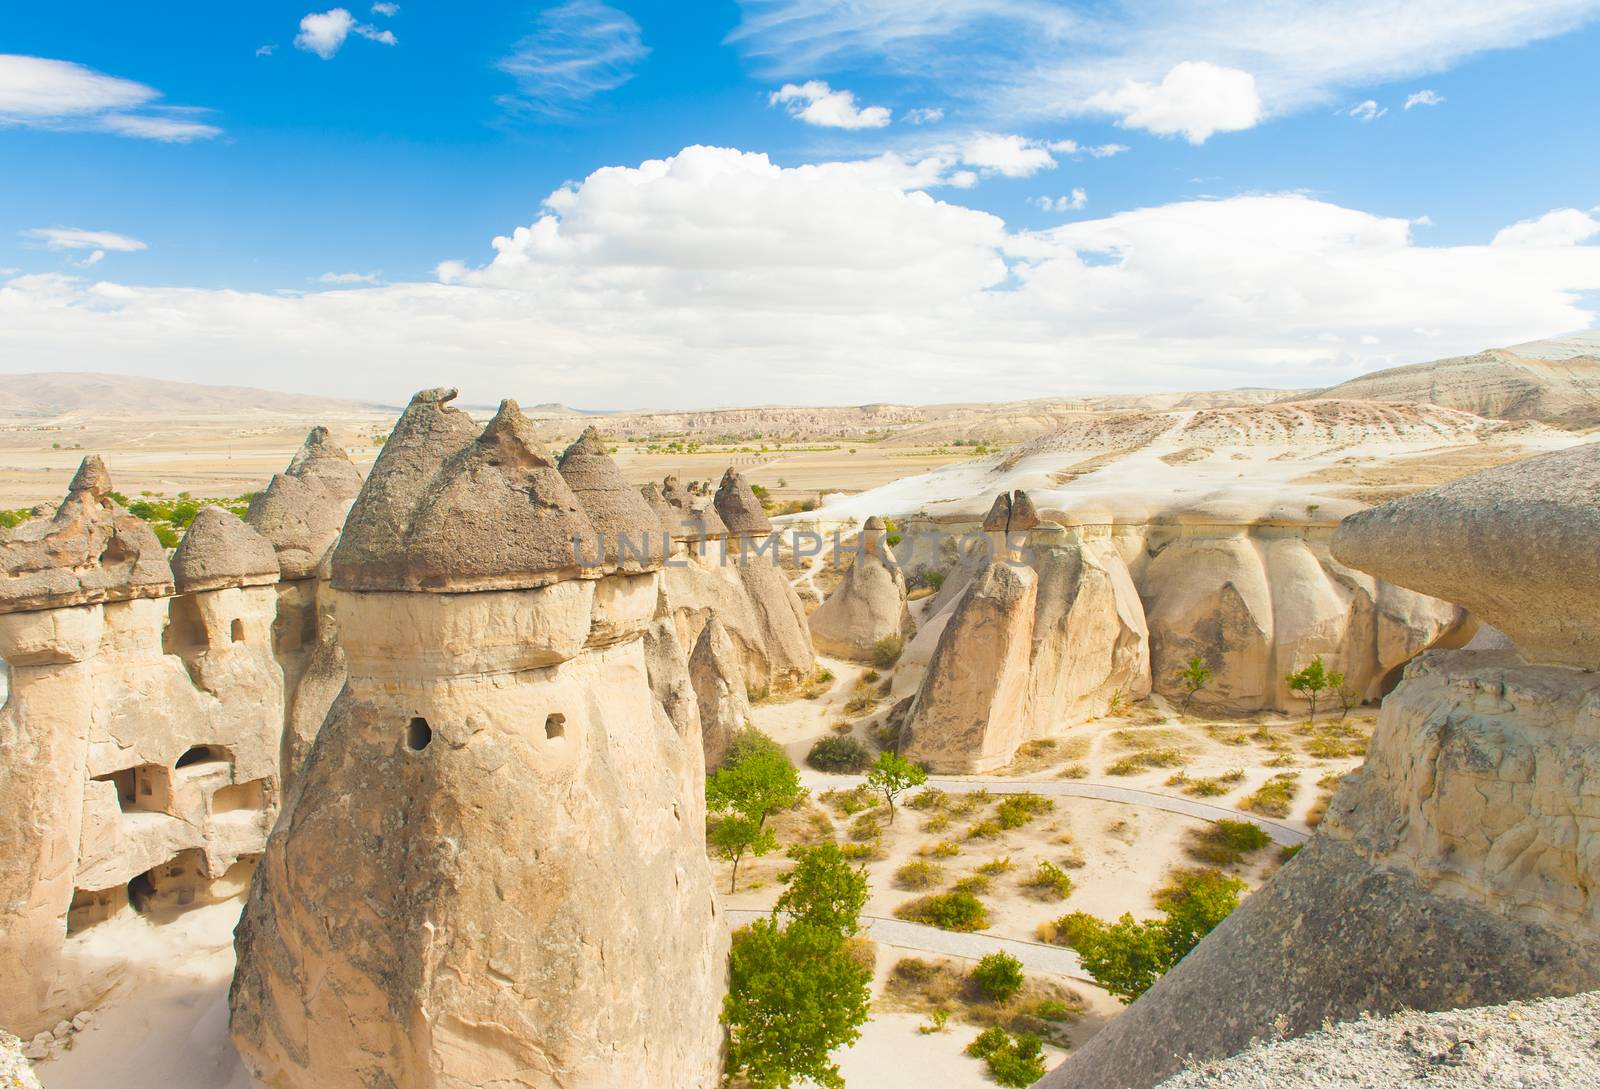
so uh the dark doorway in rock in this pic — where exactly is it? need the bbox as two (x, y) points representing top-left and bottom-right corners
(406, 717), (433, 752)
(127, 870), (156, 915)
(545, 713), (566, 740)
(231, 618), (245, 643)
(176, 744), (226, 768)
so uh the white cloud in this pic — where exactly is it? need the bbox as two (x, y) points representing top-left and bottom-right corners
(729, 1), (1600, 136)
(498, 0), (647, 116)
(4, 146), (1599, 407)
(959, 132), (1056, 176)
(0, 54), (221, 141)
(319, 271), (383, 284)
(372, 2), (400, 14)
(355, 24), (398, 45)
(905, 107), (944, 124)
(1048, 139), (1129, 159)
(1347, 99), (1387, 122)
(256, 44), (277, 58)
(1087, 61), (1262, 143)
(1034, 189), (1088, 213)
(26, 228), (148, 253)
(770, 80), (891, 128)
(295, 9), (397, 58)
(1405, 88), (1445, 109)
(1492, 208), (1600, 247)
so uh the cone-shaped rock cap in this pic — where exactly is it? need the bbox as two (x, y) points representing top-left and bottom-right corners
(172, 506), (281, 593)
(1332, 442), (1600, 668)
(861, 515), (892, 559)
(1, 456), (172, 613)
(333, 392), (601, 593)
(713, 468), (772, 536)
(1008, 490), (1041, 531)
(641, 482), (682, 543)
(558, 426), (664, 571)
(246, 426), (364, 580)
(982, 492), (1012, 532)
(663, 476), (728, 541)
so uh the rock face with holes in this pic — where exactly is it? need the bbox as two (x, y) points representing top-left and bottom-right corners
(0, 459), (285, 1038)
(807, 516), (911, 661)
(1044, 448), (1600, 1089)
(247, 427), (363, 792)
(229, 391), (726, 1089)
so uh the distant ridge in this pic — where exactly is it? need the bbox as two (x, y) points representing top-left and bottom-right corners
(0, 372), (381, 418)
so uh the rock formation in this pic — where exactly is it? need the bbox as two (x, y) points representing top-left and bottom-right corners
(1044, 444), (1600, 1089)
(229, 391), (726, 1089)
(640, 617), (703, 745)
(559, 426), (667, 569)
(0, 461), (284, 1038)
(807, 516), (911, 661)
(247, 427), (363, 790)
(690, 615), (750, 768)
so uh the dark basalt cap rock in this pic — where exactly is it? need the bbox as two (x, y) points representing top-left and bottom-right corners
(558, 426), (664, 571)
(172, 506), (281, 593)
(713, 468), (772, 536)
(246, 426), (364, 580)
(1332, 442), (1600, 668)
(0, 455), (174, 614)
(333, 391), (601, 593)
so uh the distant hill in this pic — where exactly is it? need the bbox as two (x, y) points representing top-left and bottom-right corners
(1301, 347), (1600, 429)
(0, 372), (382, 418)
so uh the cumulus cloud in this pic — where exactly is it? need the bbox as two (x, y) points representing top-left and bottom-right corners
(372, 2), (400, 14)
(959, 132), (1057, 176)
(1348, 99), (1387, 122)
(0, 54), (221, 141)
(1405, 89), (1445, 109)
(295, 9), (397, 58)
(1087, 61), (1262, 143)
(769, 80), (891, 128)
(498, 0), (647, 116)
(3, 146), (1598, 406)
(729, 1), (1600, 136)
(1034, 189), (1087, 213)
(1492, 208), (1600, 247)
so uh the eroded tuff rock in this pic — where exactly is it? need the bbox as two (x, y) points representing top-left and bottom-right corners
(245, 426), (362, 581)
(1044, 651), (1600, 1089)
(713, 467), (772, 536)
(808, 516), (911, 661)
(559, 427), (667, 569)
(230, 392), (724, 1089)
(690, 615), (750, 769)
(171, 506), (280, 594)
(641, 617), (702, 744)
(0, 456), (172, 613)
(1332, 441), (1600, 668)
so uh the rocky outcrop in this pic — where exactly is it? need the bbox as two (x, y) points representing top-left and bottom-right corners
(0, 459), (283, 1038)
(641, 617), (702, 744)
(247, 428), (362, 792)
(807, 516), (911, 661)
(1045, 447), (1600, 1089)
(713, 467), (771, 537)
(1332, 441), (1600, 668)
(229, 393), (726, 1089)
(0, 1031), (43, 1088)
(559, 426), (667, 569)
(690, 615), (750, 769)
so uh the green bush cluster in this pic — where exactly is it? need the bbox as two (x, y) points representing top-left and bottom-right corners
(895, 890), (988, 931)
(806, 735), (871, 773)
(996, 793), (1053, 829)
(969, 952), (1025, 1002)
(964, 1026), (1047, 1087)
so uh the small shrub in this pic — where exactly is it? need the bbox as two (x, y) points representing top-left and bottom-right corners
(952, 874), (992, 896)
(1057, 763), (1089, 780)
(895, 890), (989, 931)
(895, 859), (945, 890)
(917, 1008), (949, 1034)
(997, 793), (1053, 829)
(863, 669), (882, 683)
(922, 812), (951, 833)
(920, 840), (962, 858)
(1185, 819), (1272, 866)
(806, 735), (871, 773)
(873, 634), (904, 668)
(1106, 749), (1186, 776)
(965, 1025), (1011, 1059)
(908, 788), (948, 812)
(976, 857), (1015, 876)
(966, 819), (1001, 839)
(1279, 843), (1303, 862)
(1240, 772), (1300, 818)
(967, 1028), (1047, 1087)
(1032, 999), (1075, 1022)
(1023, 859), (1074, 901)
(970, 952), (1025, 1002)
(849, 810), (885, 842)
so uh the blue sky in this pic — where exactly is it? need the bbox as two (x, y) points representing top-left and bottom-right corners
(2, 2), (1599, 407)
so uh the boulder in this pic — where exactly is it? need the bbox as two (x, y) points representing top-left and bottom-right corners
(690, 615), (749, 769)
(245, 427), (362, 581)
(1332, 441), (1600, 668)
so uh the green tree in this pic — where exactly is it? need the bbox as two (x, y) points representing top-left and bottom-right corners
(864, 750), (927, 824)
(709, 813), (775, 894)
(1155, 868), (1246, 959)
(707, 730), (804, 832)
(776, 843), (868, 939)
(1286, 656), (1332, 722)
(970, 951), (1025, 1001)
(1178, 656), (1213, 711)
(723, 845), (873, 1089)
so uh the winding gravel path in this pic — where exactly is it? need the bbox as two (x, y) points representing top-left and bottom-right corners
(801, 772), (1311, 847)
(726, 909), (1092, 983)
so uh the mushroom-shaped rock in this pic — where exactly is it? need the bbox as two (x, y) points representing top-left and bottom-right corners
(333, 393), (600, 592)
(713, 468), (772, 536)
(808, 526), (910, 662)
(981, 492), (1012, 532)
(1008, 490), (1041, 532)
(246, 426), (363, 580)
(690, 615), (750, 769)
(171, 506), (281, 593)
(1331, 442), (1600, 668)
(558, 426), (664, 570)
(0, 456), (173, 613)
(662, 477), (729, 541)
(640, 482), (682, 544)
